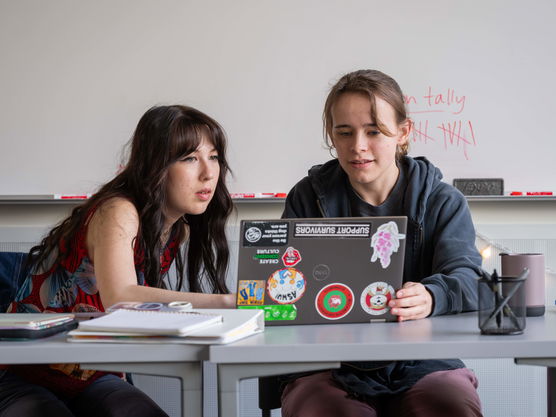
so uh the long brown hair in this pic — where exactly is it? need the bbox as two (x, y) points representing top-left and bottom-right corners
(29, 105), (233, 294)
(323, 69), (410, 160)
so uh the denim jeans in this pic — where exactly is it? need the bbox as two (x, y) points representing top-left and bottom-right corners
(0, 372), (168, 417)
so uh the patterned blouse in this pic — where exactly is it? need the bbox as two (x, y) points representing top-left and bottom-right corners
(6, 206), (180, 397)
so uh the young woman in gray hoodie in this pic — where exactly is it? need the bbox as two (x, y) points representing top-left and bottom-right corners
(280, 69), (484, 417)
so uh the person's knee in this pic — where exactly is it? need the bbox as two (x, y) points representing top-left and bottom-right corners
(1, 393), (72, 417)
(0, 373), (73, 417)
(71, 376), (168, 417)
(97, 394), (167, 417)
(281, 371), (377, 417)
(413, 368), (478, 395)
(401, 368), (482, 417)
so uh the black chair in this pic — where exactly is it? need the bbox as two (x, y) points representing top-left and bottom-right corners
(0, 252), (29, 312)
(258, 376), (283, 417)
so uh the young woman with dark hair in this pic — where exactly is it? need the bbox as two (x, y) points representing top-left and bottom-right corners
(0, 105), (235, 417)
(281, 70), (484, 417)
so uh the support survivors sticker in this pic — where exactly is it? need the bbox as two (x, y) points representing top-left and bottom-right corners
(267, 268), (306, 304)
(315, 283), (354, 320)
(294, 222), (371, 238)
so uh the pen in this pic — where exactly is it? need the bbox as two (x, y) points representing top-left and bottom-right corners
(491, 270), (503, 329)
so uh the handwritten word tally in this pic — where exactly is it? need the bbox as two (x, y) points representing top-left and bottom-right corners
(404, 87), (477, 160)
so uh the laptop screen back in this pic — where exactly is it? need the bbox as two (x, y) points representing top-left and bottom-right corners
(235, 216), (407, 325)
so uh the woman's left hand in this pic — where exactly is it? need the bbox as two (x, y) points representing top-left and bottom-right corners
(388, 282), (433, 322)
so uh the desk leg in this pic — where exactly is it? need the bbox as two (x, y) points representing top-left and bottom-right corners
(515, 358), (556, 417)
(549, 367), (556, 417)
(81, 361), (203, 417)
(217, 362), (340, 417)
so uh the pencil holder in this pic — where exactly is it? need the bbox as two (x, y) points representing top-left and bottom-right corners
(478, 273), (526, 335)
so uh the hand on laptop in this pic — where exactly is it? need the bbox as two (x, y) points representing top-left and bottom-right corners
(388, 282), (433, 322)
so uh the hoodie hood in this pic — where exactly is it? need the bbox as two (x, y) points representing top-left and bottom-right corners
(307, 156), (444, 224)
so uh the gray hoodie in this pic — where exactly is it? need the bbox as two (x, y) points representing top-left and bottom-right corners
(283, 155), (482, 316)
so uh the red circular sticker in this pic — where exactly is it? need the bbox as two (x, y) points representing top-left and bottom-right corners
(315, 283), (354, 320)
(360, 282), (395, 315)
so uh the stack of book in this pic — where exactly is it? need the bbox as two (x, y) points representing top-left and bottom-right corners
(67, 303), (264, 345)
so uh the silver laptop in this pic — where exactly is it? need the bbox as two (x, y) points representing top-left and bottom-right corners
(235, 217), (407, 325)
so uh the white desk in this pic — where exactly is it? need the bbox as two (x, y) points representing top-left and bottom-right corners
(0, 333), (207, 417)
(210, 311), (556, 417)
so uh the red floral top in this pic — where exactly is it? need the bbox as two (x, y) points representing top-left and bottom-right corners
(6, 207), (180, 397)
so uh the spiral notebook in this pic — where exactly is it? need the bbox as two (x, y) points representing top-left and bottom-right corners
(68, 308), (264, 344)
(75, 309), (222, 336)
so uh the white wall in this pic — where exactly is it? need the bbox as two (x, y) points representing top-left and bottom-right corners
(1, 0), (556, 196)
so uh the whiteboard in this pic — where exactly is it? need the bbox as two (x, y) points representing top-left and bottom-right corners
(1, 0), (555, 196)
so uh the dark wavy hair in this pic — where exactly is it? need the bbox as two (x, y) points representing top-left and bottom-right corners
(28, 105), (233, 294)
(323, 69), (410, 160)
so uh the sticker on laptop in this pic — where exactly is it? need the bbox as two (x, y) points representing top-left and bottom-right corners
(237, 280), (265, 305)
(242, 221), (289, 247)
(238, 304), (297, 321)
(282, 246), (302, 267)
(315, 283), (354, 320)
(252, 249), (280, 265)
(294, 221), (371, 238)
(370, 221), (406, 268)
(267, 268), (306, 304)
(360, 282), (395, 315)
